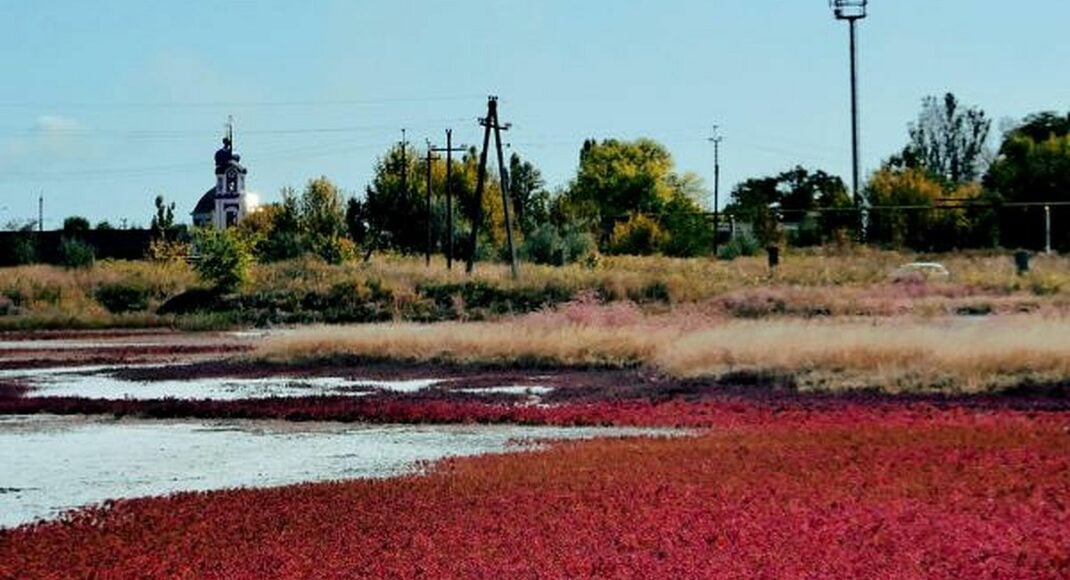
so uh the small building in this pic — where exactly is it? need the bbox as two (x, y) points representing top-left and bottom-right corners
(191, 128), (254, 228)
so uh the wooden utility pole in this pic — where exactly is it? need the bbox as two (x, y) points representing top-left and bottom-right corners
(424, 141), (439, 267)
(399, 128), (408, 204)
(465, 96), (518, 279)
(430, 130), (466, 270)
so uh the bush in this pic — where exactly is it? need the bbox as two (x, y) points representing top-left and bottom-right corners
(0, 234), (38, 266)
(95, 282), (152, 313)
(58, 237), (95, 269)
(146, 239), (191, 262)
(193, 228), (251, 292)
(609, 213), (667, 255)
(520, 224), (595, 266)
(717, 233), (761, 260)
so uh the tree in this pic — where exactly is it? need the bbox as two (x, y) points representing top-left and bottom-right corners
(1011, 111), (1070, 143)
(508, 153), (550, 236)
(726, 166), (851, 246)
(362, 143), (508, 260)
(299, 176), (351, 264)
(193, 227), (250, 292)
(149, 195), (177, 241)
(62, 216), (90, 236)
(864, 166), (984, 251)
(259, 190), (303, 262)
(984, 110), (1070, 250)
(904, 93), (991, 183)
(659, 173), (714, 257)
(345, 197), (368, 247)
(562, 138), (676, 246)
(363, 143), (428, 254)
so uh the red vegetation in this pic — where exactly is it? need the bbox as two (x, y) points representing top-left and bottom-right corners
(1, 401), (1068, 579)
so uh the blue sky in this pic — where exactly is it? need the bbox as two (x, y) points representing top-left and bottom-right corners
(1, 1), (1067, 228)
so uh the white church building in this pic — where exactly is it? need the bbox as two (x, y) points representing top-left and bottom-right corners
(191, 127), (255, 228)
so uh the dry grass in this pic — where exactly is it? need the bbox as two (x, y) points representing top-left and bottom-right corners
(657, 317), (1070, 393)
(1, 249), (1069, 329)
(256, 314), (1070, 394)
(0, 261), (194, 329)
(256, 321), (670, 368)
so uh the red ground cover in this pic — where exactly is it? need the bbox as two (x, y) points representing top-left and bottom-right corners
(1, 402), (1067, 579)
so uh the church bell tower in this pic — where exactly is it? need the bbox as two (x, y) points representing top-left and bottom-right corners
(213, 116), (249, 228)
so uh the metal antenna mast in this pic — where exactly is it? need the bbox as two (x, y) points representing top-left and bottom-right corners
(830, 0), (868, 240)
(708, 125), (723, 256)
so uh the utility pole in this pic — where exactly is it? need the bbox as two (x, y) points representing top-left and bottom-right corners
(424, 141), (439, 267)
(38, 193), (43, 233)
(430, 131), (466, 270)
(399, 128), (408, 205)
(708, 126), (723, 255)
(466, 96), (518, 279)
(830, 0), (867, 241)
(1045, 204), (1052, 255)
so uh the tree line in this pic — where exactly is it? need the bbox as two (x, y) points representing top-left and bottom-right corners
(728, 96), (1070, 253)
(5, 94), (1068, 274)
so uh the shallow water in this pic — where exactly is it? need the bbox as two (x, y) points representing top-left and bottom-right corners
(0, 415), (672, 528)
(0, 365), (442, 400)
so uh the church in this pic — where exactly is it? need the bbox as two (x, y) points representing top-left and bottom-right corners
(191, 126), (255, 228)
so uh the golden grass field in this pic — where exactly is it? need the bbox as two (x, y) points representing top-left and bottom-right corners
(256, 313), (1070, 395)
(3, 250), (1070, 394)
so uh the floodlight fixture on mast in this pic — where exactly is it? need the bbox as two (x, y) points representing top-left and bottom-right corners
(830, 0), (868, 239)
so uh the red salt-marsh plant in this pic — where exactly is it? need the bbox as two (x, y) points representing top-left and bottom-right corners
(1, 404), (1067, 579)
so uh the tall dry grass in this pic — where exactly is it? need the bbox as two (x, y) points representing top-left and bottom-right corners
(256, 314), (1070, 394)
(0, 260), (194, 329)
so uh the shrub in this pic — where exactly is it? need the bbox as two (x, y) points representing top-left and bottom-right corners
(520, 224), (596, 266)
(95, 282), (152, 313)
(193, 228), (251, 292)
(146, 239), (191, 262)
(0, 234), (38, 266)
(717, 232), (761, 260)
(58, 237), (95, 269)
(609, 213), (667, 255)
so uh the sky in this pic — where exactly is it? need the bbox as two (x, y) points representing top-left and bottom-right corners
(0, 1), (1067, 228)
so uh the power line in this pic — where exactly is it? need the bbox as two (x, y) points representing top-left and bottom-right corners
(0, 94), (486, 109)
(0, 117), (471, 140)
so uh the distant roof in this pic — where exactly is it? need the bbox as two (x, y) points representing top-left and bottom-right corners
(191, 188), (215, 215)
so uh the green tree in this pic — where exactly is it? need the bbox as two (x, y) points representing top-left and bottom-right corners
(363, 143), (427, 254)
(562, 138), (676, 246)
(984, 111), (1070, 250)
(62, 216), (90, 236)
(659, 173), (714, 257)
(904, 93), (991, 183)
(865, 166), (983, 251)
(508, 152), (550, 236)
(193, 227), (250, 292)
(345, 197), (368, 247)
(726, 166), (851, 246)
(299, 176), (351, 263)
(149, 195), (177, 241)
(260, 191), (303, 262)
